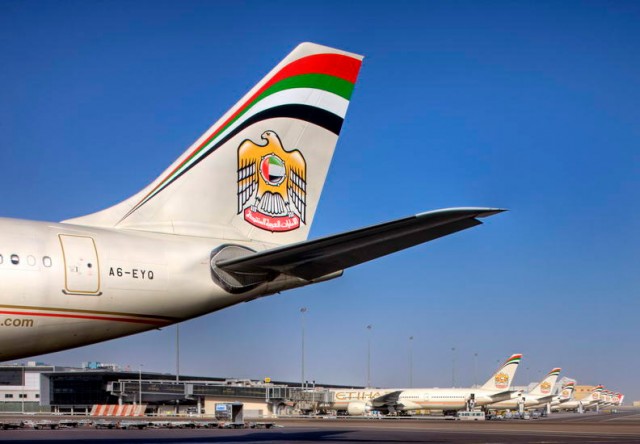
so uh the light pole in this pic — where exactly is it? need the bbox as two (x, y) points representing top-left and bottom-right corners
(138, 364), (143, 406)
(176, 323), (180, 382)
(21, 365), (25, 414)
(474, 353), (478, 387)
(300, 307), (307, 389)
(409, 336), (414, 388)
(451, 347), (456, 387)
(366, 325), (373, 387)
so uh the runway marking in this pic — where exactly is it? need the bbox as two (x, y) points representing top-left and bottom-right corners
(602, 413), (640, 422)
(287, 422), (640, 438)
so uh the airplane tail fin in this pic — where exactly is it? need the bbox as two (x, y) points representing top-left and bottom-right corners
(481, 354), (522, 391)
(559, 381), (575, 401)
(528, 368), (561, 396)
(591, 385), (604, 401)
(64, 43), (364, 244)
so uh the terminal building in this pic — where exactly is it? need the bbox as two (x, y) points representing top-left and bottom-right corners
(2, 363), (606, 417)
(0, 362), (355, 417)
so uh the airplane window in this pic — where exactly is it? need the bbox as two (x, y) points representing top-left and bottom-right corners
(27, 255), (36, 266)
(43, 256), (52, 267)
(11, 254), (19, 265)
(0, 254), (3, 265)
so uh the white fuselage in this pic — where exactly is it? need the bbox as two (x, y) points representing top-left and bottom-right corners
(327, 389), (396, 412)
(554, 397), (596, 411)
(326, 387), (515, 414)
(488, 393), (554, 410)
(0, 217), (307, 361)
(396, 388), (513, 412)
(328, 388), (492, 411)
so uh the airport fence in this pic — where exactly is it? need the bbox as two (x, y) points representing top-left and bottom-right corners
(0, 402), (49, 413)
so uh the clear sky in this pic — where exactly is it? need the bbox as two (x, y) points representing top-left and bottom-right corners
(1, 1), (638, 401)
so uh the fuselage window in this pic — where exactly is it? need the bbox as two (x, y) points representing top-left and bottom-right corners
(43, 256), (52, 267)
(10, 254), (19, 265)
(27, 255), (36, 266)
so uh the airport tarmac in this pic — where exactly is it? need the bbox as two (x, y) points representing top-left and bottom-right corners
(1, 410), (640, 443)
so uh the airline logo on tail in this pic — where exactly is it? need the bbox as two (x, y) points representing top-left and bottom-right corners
(540, 381), (551, 394)
(494, 372), (509, 389)
(237, 131), (307, 232)
(540, 368), (561, 394)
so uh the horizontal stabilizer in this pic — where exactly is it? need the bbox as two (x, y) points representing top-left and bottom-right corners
(489, 390), (518, 402)
(214, 207), (503, 282)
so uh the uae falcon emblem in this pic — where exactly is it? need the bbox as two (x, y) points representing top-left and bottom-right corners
(540, 381), (552, 394)
(494, 372), (509, 389)
(237, 131), (306, 232)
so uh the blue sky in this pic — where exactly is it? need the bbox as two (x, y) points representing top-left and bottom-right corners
(1, 1), (638, 401)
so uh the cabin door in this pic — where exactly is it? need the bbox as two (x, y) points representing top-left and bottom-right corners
(59, 234), (101, 295)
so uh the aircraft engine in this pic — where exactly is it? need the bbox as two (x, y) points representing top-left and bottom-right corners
(347, 402), (372, 416)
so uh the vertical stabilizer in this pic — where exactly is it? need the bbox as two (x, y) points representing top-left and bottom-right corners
(64, 43), (364, 244)
(481, 354), (522, 391)
(559, 381), (575, 401)
(529, 368), (561, 396)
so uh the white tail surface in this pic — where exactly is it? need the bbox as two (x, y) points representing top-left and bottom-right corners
(65, 43), (364, 245)
(529, 368), (561, 396)
(560, 382), (575, 400)
(481, 353), (522, 391)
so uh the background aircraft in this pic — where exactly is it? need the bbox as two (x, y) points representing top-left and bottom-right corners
(487, 367), (561, 411)
(556, 385), (603, 412)
(329, 353), (522, 416)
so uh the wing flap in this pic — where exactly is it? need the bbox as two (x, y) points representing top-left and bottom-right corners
(215, 207), (504, 282)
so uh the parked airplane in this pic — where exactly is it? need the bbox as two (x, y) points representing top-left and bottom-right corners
(486, 367), (561, 411)
(392, 353), (523, 416)
(549, 381), (576, 411)
(601, 389), (619, 407)
(0, 43), (502, 361)
(555, 385), (602, 412)
(327, 353), (522, 416)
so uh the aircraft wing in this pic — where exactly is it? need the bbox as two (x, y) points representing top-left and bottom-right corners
(489, 390), (519, 402)
(371, 390), (403, 406)
(214, 207), (503, 282)
(535, 395), (556, 404)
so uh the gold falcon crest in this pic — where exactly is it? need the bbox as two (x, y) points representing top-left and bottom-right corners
(494, 372), (509, 389)
(237, 130), (306, 232)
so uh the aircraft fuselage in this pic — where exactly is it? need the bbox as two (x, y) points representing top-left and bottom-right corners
(397, 388), (509, 411)
(0, 217), (305, 361)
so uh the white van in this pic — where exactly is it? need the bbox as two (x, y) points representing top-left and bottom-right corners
(457, 411), (486, 421)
